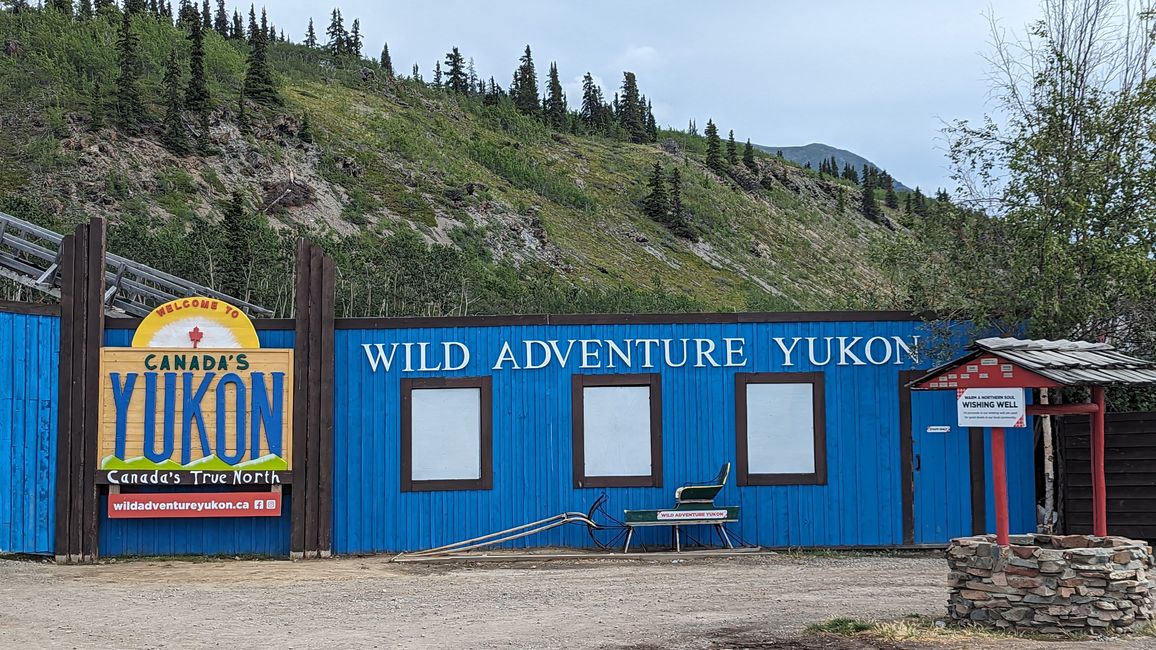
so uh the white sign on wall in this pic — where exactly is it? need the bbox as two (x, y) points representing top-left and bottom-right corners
(957, 388), (1026, 428)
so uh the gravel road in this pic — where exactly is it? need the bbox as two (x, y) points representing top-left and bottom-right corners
(0, 552), (1152, 649)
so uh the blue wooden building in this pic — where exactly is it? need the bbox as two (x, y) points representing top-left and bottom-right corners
(1, 304), (1037, 557)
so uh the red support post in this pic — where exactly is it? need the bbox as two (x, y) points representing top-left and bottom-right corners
(1091, 387), (1108, 537)
(992, 427), (1010, 546)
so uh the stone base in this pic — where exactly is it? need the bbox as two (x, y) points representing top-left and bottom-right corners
(946, 534), (1155, 634)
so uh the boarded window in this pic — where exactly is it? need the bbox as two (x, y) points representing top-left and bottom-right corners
(735, 372), (826, 485)
(401, 377), (492, 491)
(572, 374), (662, 488)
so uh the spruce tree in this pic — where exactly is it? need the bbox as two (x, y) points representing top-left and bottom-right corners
(115, 11), (145, 128)
(124, 0), (147, 14)
(544, 62), (566, 129)
(247, 5), (258, 41)
(903, 192), (912, 214)
(837, 187), (846, 213)
(222, 191), (253, 299)
(380, 42), (393, 78)
(213, 0), (227, 35)
(484, 76), (501, 105)
(742, 139), (757, 173)
(884, 184), (899, 210)
(645, 99), (657, 142)
(200, 0), (209, 29)
(512, 45), (539, 115)
(161, 47), (188, 154)
(726, 130), (738, 165)
(860, 170), (879, 219)
(411, 63), (421, 82)
(643, 160), (668, 220)
(242, 7), (279, 105)
(185, 11), (209, 149)
(704, 120), (723, 173)
(49, 0), (72, 16)
(298, 113), (313, 143)
(688, 119), (697, 135)
(349, 18), (362, 57)
(669, 165), (682, 221)
(304, 18), (317, 48)
(433, 61), (442, 88)
(177, 0), (196, 27)
(579, 73), (603, 131)
(149, 0), (159, 18)
(231, 11), (243, 39)
(444, 47), (468, 94)
(617, 72), (645, 143)
(325, 9), (345, 55)
(78, 0), (93, 19)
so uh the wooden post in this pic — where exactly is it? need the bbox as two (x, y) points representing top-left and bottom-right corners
(53, 217), (105, 563)
(1091, 387), (1107, 537)
(992, 427), (1010, 546)
(290, 238), (336, 559)
(290, 239), (310, 559)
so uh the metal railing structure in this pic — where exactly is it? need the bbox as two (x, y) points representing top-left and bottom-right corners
(0, 211), (272, 318)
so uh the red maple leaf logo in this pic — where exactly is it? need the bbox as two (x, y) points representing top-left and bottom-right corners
(188, 326), (204, 349)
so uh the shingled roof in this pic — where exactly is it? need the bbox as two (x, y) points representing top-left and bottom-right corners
(967, 337), (1156, 386)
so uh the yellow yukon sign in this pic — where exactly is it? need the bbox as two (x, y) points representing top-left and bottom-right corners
(98, 297), (293, 481)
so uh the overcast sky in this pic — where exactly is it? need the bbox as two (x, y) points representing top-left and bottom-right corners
(270, 0), (1043, 192)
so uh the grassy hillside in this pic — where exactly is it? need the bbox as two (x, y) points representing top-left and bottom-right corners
(0, 8), (907, 317)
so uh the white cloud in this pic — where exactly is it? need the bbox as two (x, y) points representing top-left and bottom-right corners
(613, 45), (663, 71)
(649, 100), (675, 127)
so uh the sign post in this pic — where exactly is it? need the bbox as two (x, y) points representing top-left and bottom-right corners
(957, 388), (1025, 546)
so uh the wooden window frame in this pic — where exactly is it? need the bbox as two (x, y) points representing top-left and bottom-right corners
(735, 372), (827, 486)
(571, 374), (663, 489)
(400, 376), (493, 492)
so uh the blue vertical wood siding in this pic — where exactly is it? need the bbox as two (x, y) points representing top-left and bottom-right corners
(0, 312), (59, 554)
(332, 319), (1037, 553)
(96, 328), (295, 557)
(3, 314), (1038, 557)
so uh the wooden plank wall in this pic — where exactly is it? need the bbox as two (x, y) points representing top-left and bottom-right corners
(291, 239), (335, 558)
(54, 218), (105, 562)
(1060, 412), (1156, 541)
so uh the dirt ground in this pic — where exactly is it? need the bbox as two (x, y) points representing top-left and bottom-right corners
(0, 552), (1153, 649)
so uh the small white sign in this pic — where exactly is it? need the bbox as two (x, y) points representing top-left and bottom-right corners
(926, 426), (951, 433)
(656, 510), (728, 521)
(957, 388), (1026, 428)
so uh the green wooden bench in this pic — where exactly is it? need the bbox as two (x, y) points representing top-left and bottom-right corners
(622, 463), (739, 552)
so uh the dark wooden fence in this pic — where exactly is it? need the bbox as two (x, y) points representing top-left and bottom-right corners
(1060, 412), (1156, 541)
(291, 239), (335, 559)
(54, 218), (105, 562)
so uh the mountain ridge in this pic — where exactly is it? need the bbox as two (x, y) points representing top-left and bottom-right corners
(756, 143), (912, 192)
